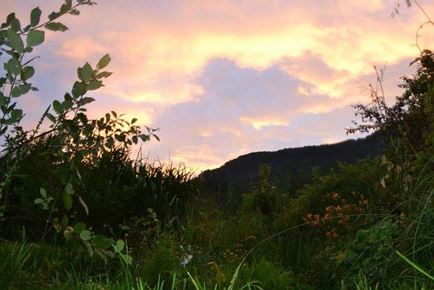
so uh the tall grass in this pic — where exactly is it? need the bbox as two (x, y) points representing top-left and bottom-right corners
(0, 241), (32, 289)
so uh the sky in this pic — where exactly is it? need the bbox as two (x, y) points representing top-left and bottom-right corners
(2, 0), (434, 172)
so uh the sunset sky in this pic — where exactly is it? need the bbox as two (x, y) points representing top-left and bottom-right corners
(2, 0), (434, 171)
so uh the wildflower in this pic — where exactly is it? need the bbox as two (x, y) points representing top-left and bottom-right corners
(180, 254), (193, 267)
(180, 244), (193, 267)
(326, 229), (338, 239)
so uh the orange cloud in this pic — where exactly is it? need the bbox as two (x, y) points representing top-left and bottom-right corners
(59, 37), (107, 60)
(240, 115), (288, 130)
(35, 0), (432, 112)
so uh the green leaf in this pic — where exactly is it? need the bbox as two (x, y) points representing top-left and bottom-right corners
(34, 198), (44, 205)
(10, 18), (21, 32)
(77, 112), (88, 124)
(0, 93), (6, 106)
(10, 109), (23, 121)
(30, 7), (42, 27)
(26, 30), (44, 47)
(132, 135), (138, 144)
(72, 81), (86, 98)
(5, 58), (21, 76)
(40, 188), (47, 198)
(48, 11), (61, 21)
(96, 71), (112, 79)
(62, 192), (72, 210)
(1, 13), (16, 29)
(113, 239), (125, 253)
(60, 0), (73, 14)
(115, 134), (125, 142)
(46, 113), (56, 123)
(69, 9), (80, 16)
(7, 29), (24, 52)
(77, 97), (95, 106)
(64, 93), (73, 102)
(93, 235), (110, 249)
(105, 137), (114, 148)
(86, 80), (102, 91)
(73, 222), (86, 233)
(62, 94), (73, 110)
(78, 63), (93, 83)
(0, 127), (7, 135)
(3, 117), (15, 126)
(45, 22), (68, 32)
(52, 100), (63, 114)
(120, 225), (130, 231)
(97, 54), (111, 69)
(23, 46), (33, 53)
(65, 183), (74, 195)
(11, 84), (31, 98)
(139, 134), (150, 142)
(21, 66), (35, 81)
(80, 230), (92, 241)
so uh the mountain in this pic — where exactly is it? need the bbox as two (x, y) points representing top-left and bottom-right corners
(199, 132), (385, 205)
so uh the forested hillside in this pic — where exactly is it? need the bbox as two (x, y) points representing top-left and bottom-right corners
(200, 132), (384, 204)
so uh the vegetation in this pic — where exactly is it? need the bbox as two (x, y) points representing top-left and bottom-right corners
(0, 1), (433, 289)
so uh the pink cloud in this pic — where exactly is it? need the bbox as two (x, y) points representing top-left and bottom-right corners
(2, 0), (433, 170)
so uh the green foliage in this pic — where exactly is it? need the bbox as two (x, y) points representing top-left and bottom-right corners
(0, 242), (32, 290)
(137, 235), (181, 287)
(396, 250), (434, 282)
(241, 165), (280, 217)
(339, 219), (400, 284)
(26, 30), (44, 47)
(0, 1), (161, 265)
(239, 260), (291, 290)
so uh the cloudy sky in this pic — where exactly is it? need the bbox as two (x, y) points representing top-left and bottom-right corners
(2, 0), (434, 171)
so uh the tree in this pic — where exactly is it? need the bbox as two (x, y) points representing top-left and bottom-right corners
(348, 49), (433, 164)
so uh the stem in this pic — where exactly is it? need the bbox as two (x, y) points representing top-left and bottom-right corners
(413, 0), (434, 25)
(40, 193), (59, 242)
(32, 2), (95, 31)
(0, 155), (20, 219)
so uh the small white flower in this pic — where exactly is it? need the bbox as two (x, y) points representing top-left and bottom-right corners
(179, 243), (194, 267)
(180, 254), (193, 267)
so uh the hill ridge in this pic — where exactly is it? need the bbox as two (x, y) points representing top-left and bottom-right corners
(199, 132), (384, 203)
